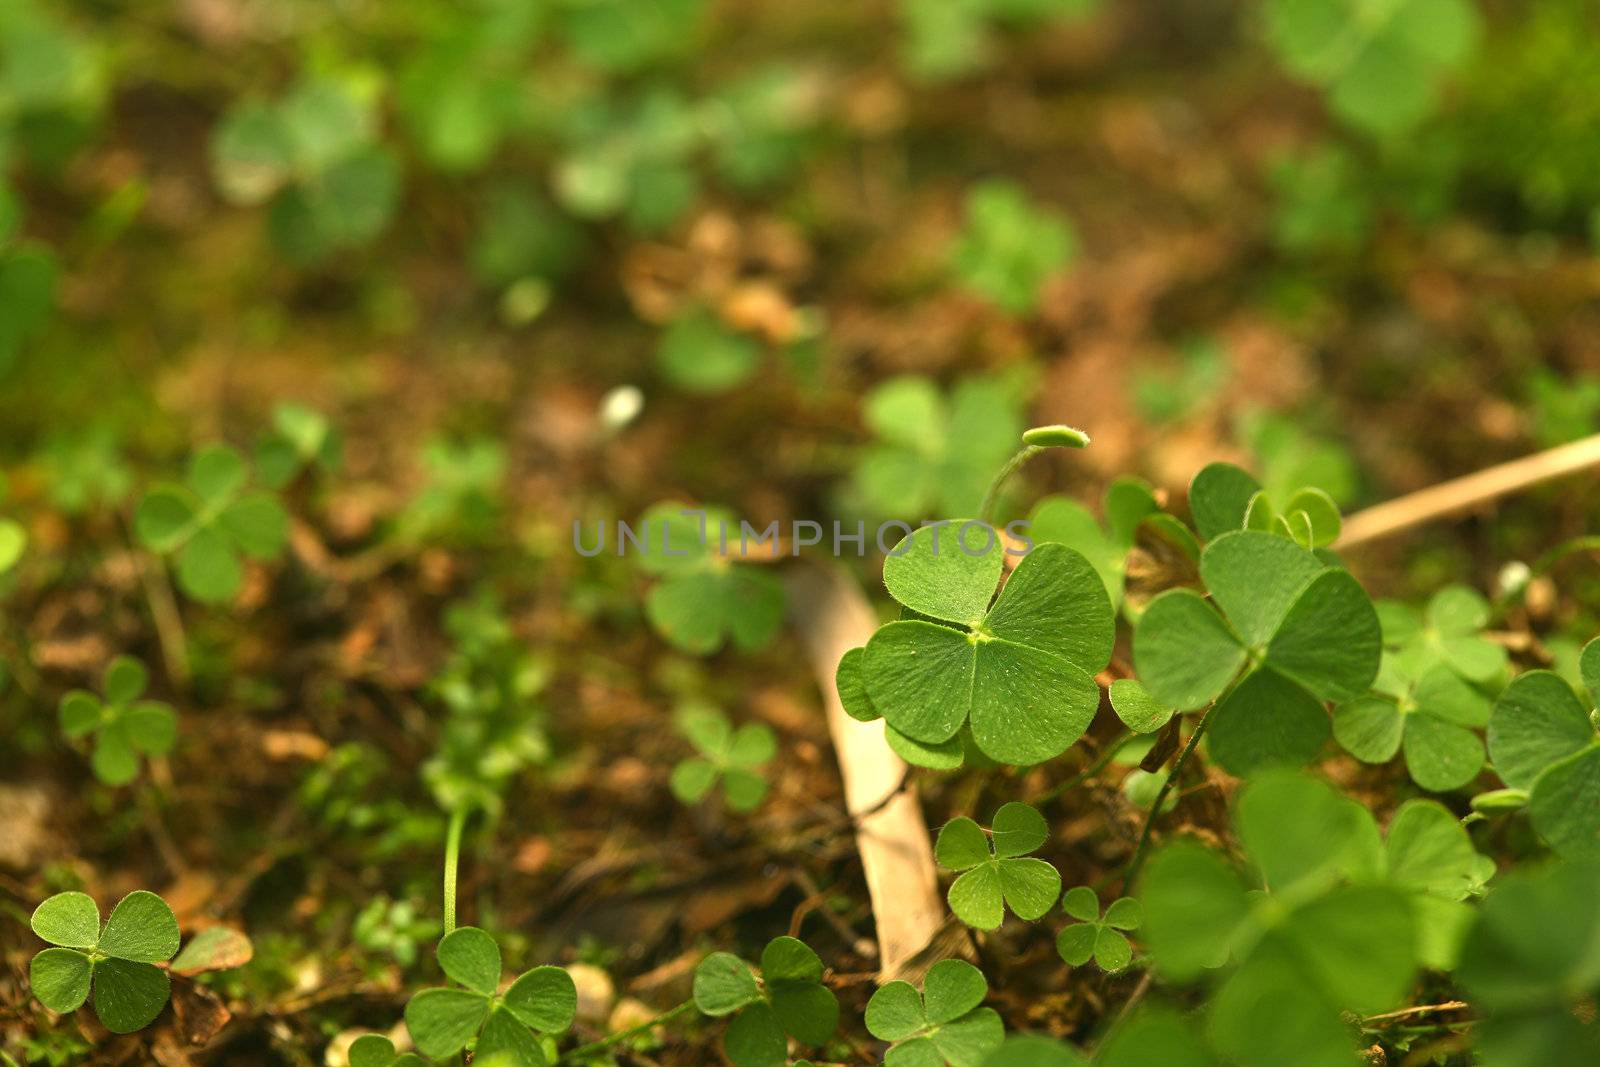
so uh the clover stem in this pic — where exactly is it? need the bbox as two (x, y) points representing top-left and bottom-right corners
(978, 445), (1043, 527)
(442, 806), (469, 935)
(1119, 706), (1214, 896)
(557, 999), (696, 1062)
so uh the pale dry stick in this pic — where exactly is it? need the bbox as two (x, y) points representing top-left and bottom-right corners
(1336, 432), (1600, 549)
(787, 563), (944, 982)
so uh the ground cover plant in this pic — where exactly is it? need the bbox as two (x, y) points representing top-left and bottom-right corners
(8, 1), (1600, 1065)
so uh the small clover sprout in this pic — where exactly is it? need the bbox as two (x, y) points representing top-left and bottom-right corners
(349, 1034), (427, 1067)
(59, 655), (177, 786)
(864, 958), (1004, 1067)
(950, 180), (1076, 315)
(862, 527), (1113, 766)
(29, 890), (181, 1033)
(1458, 856), (1600, 1064)
(1133, 529), (1381, 775)
(1487, 659), (1600, 860)
(1187, 461), (1341, 548)
(134, 443), (289, 603)
(692, 936), (840, 1067)
(1026, 477), (1161, 610)
(1056, 887), (1140, 972)
(1376, 585), (1509, 685)
(1333, 653), (1493, 792)
(851, 374), (1024, 520)
(255, 402), (340, 489)
(670, 703), (777, 812)
(935, 802), (1061, 930)
(1265, 0), (1480, 136)
(402, 927), (577, 1065)
(634, 504), (786, 656)
(656, 307), (763, 394)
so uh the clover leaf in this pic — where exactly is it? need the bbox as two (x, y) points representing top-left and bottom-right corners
(865, 958), (1004, 1067)
(402, 927), (577, 1065)
(950, 180), (1076, 315)
(1376, 585), (1509, 684)
(1108, 678), (1175, 735)
(851, 374), (1023, 520)
(1487, 664), (1600, 860)
(836, 645), (966, 771)
(29, 890), (181, 1033)
(634, 503), (785, 655)
(670, 703), (777, 812)
(657, 307), (763, 394)
(1265, 0), (1481, 136)
(980, 1034), (1088, 1067)
(403, 436), (507, 543)
(1056, 886), (1141, 972)
(935, 802), (1061, 930)
(348, 1034), (428, 1067)
(255, 402), (340, 489)
(1381, 798), (1493, 970)
(134, 443), (289, 604)
(1133, 529), (1381, 774)
(1025, 477), (1161, 609)
(862, 526), (1113, 766)
(692, 937), (839, 1067)
(1187, 461), (1341, 548)
(58, 655), (177, 786)
(1457, 857), (1600, 1065)
(1333, 653), (1493, 792)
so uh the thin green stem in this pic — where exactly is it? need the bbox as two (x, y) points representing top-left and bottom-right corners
(443, 807), (469, 935)
(1040, 731), (1136, 803)
(1120, 707), (1214, 896)
(979, 445), (1042, 527)
(558, 999), (696, 1062)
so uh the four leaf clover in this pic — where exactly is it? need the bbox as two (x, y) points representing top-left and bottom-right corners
(692, 937), (840, 1067)
(670, 703), (777, 812)
(635, 503), (786, 656)
(135, 443), (289, 603)
(1134, 529), (1381, 775)
(862, 527), (1113, 766)
(29, 891), (181, 1033)
(1055, 887), (1140, 973)
(935, 802), (1061, 930)
(865, 958), (1004, 1067)
(58, 655), (177, 786)
(1486, 658), (1600, 860)
(402, 927), (577, 1065)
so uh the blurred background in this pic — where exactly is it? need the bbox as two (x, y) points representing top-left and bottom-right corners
(3, 0), (1600, 1062)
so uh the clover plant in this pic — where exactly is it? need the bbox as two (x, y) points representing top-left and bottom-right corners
(864, 958), (1003, 1067)
(850, 374), (1024, 520)
(670, 703), (777, 812)
(1055, 886), (1140, 973)
(29, 891), (181, 1033)
(1186, 460), (1342, 549)
(692, 936), (839, 1067)
(656, 307), (764, 394)
(42, 428), (132, 514)
(1133, 528), (1380, 774)
(354, 896), (441, 970)
(58, 655), (176, 786)
(856, 525), (1113, 766)
(255, 402), (340, 489)
(1264, 0), (1481, 137)
(979, 1034), (1085, 1066)
(1485, 649), (1600, 860)
(1333, 650), (1494, 792)
(403, 927), (577, 1065)
(950, 180), (1076, 315)
(1457, 858), (1600, 1065)
(1024, 477), (1171, 610)
(934, 802), (1060, 930)
(134, 443), (290, 604)
(402, 436), (507, 543)
(634, 503), (786, 656)
(1376, 584), (1509, 685)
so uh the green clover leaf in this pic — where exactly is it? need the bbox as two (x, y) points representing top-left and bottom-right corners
(1025, 477), (1160, 609)
(1487, 667), (1600, 860)
(837, 645), (968, 770)
(1377, 585), (1509, 684)
(1381, 799), (1493, 970)
(255, 402), (340, 490)
(863, 527), (1113, 766)
(29, 890), (181, 1033)
(1107, 678), (1175, 735)
(1056, 886), (1141, 972)
(348, 1034), (428, 1067)
(134, 443), (289, 604)
(58, 654), (177, 787)
(980, 1034), (1089, 1067)
(1133, 529), (1381, 775)
(1334, 655), (1492, 792)
(935, 802), (1061, 930)
(692, 937), (839, 1067)
(656, 307), (763, 394)
(1186, 461), (1342, 548)
(851, 374), (1024, 519)
(403, 928), (576, 1065)
(950, 180), (1076, 315)
(635, 503), (786, 656)
(670, 703), (777, 812)
(865, 958), (1004, 1067)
